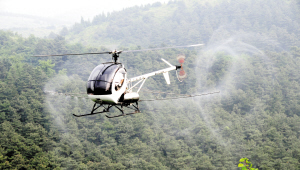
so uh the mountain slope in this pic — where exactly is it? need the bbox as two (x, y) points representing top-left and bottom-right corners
(1, 0), (300, 169)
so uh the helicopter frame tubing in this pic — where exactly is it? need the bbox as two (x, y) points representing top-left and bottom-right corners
(72, 101), (140, 118)
(73, 102), (113, 117)
(105, 102), (140, 118)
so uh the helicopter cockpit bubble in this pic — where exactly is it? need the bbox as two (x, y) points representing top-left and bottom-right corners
(87, 63), (123, 95)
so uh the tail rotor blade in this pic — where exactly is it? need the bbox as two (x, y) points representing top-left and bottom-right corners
(177, 54), (185, 64)
(178, 67), (187, 82)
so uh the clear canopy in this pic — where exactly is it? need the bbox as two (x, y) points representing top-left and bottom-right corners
(87, 63), (122, 95)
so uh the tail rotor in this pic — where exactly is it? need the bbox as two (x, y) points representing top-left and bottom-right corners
(176, 55), (187, 82)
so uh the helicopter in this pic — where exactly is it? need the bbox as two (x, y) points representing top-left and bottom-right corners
(35, 44), (220, 118)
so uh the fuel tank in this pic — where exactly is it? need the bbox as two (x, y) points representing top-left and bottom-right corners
(123, 92), (139, 103)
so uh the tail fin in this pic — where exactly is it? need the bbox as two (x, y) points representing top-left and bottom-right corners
(163, 72), (170, 84)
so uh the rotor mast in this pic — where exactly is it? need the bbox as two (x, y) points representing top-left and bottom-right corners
(111, 50), (122, 63)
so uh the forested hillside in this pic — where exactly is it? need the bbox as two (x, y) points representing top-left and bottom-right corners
(63, 0), (300, 51)
(1, 0), (300, 169)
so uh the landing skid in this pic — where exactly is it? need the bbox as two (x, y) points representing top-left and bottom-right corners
(105, 110), (140, 118)
(73, 102), (140, 118)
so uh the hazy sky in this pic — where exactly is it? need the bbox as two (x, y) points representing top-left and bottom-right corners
(0, 0), (170, 23)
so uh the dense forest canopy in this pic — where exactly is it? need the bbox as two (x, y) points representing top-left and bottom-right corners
(63, 0), (300, 51)
(1, 0), (300, 169)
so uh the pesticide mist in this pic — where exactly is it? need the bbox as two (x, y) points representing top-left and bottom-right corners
(188, 31), (284, 157)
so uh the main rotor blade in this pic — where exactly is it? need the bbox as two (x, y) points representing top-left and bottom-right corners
(122, 44), (204, 53)
(33, 44), (203, 57)
(33, 51), (111, 57)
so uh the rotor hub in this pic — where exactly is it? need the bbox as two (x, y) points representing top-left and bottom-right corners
(110, 50), (123, 63)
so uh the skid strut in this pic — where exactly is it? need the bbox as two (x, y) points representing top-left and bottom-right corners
(73, 103), (112, 117)
(106, 102), (141, 118)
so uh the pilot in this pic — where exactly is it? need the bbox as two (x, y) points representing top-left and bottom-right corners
(115, 72), (124, 91)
